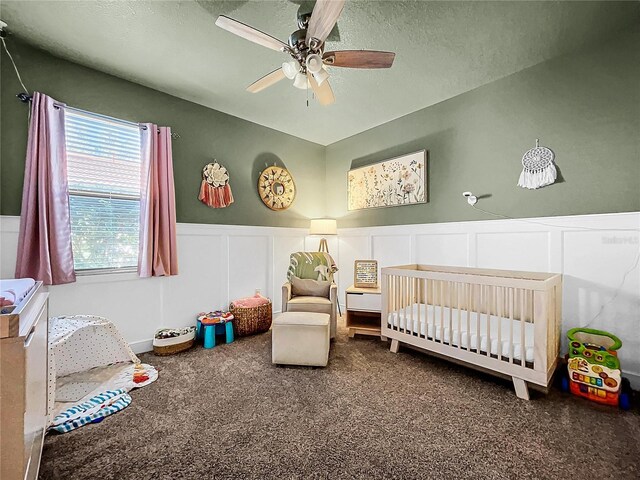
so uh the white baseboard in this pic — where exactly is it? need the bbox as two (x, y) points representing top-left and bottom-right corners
(129, 310), (285, 356)
(130, 339), (153, 355)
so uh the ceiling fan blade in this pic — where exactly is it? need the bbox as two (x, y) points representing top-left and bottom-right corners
(308, 74), (335, 106)
(247, 68), (287, 93)
(306, 0), (346, 46)
(216, 15), (287, 52)
(323, 50), (396, 69)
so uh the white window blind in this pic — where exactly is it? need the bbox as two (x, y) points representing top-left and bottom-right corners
(65, 109), (142, 272)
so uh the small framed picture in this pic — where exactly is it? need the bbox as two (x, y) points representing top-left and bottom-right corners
(354, 260), (378, 288)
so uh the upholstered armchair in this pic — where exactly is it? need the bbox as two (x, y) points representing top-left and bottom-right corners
(282, 252), (338, 339)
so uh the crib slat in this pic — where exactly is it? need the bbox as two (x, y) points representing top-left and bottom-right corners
(433, 280), (444, 343)
(509, 288), (514, 363)
(402, 275), (407, 335)
(475, 284), (480, 354)
(431, 279), (436, 341)
(415, 277), (419, 336)
(448, 281), (453, 346)
(457, 282), (462, 350)
(466, 283), (471, 352)
(486, 285), (492, 357)
(396, 275), (400, 332)
(520, 288), (526, 368)
(405, 275), (410, 335)
(423, 278), (428, 339)
(410, 277), (415, 336)
(497, 286), (502, 361)
(396, 275), (400, 324)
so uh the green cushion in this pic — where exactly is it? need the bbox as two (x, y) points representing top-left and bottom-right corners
(287, 252), (338, 282)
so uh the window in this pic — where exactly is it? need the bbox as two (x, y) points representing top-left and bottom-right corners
(65, 109), (142, 273)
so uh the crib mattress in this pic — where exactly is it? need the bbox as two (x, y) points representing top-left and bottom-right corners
(387, 303), (535, 363)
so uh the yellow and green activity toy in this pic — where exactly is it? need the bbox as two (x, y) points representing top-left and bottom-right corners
(562, 328), (630, 410)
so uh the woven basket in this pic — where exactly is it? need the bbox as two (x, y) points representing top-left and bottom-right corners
(153, 328), (196, 356)
(229, 301), (272, 337)
(153, 338), (194, 356)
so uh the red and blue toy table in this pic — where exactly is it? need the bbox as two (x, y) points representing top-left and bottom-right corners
(196, 312), (234, 349)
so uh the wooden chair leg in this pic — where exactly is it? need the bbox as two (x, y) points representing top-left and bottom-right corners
(390, 339), (400, 353)
(512, 377), (530, 400)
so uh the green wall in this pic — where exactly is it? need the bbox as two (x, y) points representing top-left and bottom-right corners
(0, 40), (325, 228)
(325, 28), (640, 227)
(2, 28), (639, 230)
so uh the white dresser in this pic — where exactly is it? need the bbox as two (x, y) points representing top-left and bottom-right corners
(0, 281), (49, 480)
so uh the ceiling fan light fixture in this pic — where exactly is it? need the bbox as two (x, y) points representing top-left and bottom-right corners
(305, 53), (323, 74)
(282, 60), (299, 79)
(293, 72), (308, 89)
(312, 67), (329, 86)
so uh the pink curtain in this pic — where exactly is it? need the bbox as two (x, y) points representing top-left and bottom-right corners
(15, 92), (76, 285)
(138, 124), (178, 277)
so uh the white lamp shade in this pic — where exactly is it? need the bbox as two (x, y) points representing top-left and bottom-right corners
(305, 54), (323, 73)
(309, 218), (337, 235)
(312, 68), (329, 86)
(282, 60), (299, 80)
(293, 72), (308, 89)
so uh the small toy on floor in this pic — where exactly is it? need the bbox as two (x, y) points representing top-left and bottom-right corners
(133, 363), (150, 384)
(196, 311), (235, 349)
(562, 328), (631, 410)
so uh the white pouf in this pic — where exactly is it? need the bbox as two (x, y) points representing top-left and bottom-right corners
(272, 312), (330, 367)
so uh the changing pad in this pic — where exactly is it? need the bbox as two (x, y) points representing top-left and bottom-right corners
(0, 278), (36, 307)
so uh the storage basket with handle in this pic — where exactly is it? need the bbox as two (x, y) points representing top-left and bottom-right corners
(229, 300), (272, 337)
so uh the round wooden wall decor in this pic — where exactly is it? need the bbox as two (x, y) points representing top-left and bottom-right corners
(258, 166), (296, 211)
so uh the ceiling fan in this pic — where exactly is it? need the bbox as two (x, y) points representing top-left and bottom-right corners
(215, 0), (395, 106)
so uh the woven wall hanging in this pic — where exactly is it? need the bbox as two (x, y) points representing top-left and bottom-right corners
(199, 161), (234, 208)
(517, 139), (557, 190)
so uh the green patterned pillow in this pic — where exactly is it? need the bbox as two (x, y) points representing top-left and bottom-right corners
(287, 252), (338, 282)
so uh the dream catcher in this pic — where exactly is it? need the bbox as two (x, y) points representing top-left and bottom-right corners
(199, 161), (234, 208)
(517, 139), (557, 190)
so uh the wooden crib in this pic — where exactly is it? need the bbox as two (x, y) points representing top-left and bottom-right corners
(381, 265), (562, 399)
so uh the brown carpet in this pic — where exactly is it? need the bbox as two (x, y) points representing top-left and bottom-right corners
(40, 320), (639, 480)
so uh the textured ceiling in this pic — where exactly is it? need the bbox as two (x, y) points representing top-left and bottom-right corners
(1, 1), (637, 145)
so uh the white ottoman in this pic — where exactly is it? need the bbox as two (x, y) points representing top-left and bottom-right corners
(272, 312), (330, 367)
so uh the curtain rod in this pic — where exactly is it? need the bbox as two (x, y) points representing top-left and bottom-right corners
(16, 92), (180, 138)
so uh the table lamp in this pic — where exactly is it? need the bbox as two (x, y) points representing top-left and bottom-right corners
(309, 218), (337, 253)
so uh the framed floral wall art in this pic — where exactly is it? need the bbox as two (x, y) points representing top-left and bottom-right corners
(347, 150), (427, 211)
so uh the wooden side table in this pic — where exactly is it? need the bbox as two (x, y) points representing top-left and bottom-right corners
(345, 285), (382, 339)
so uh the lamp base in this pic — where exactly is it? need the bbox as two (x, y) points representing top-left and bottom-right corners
(318, 238), (329, 253)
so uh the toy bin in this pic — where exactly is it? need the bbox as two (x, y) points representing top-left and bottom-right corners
(563, 328), (630, 410)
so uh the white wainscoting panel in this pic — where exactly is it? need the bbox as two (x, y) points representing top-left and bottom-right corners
(415, 233), (468, 267)
(50, 274), (164, 350)
(336, 235), (370, 302)
(372, 235), (413, 274)
(0, 216), (306, 354)
(476, 231), (549, 271)
(228, 235), (270, 303)
(162, 231), (224, 331)
(272, 235), (305, 313)
(2, 212), (638, 386)
(336, 212), (640, 387)
(562, 230), (640, 370)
